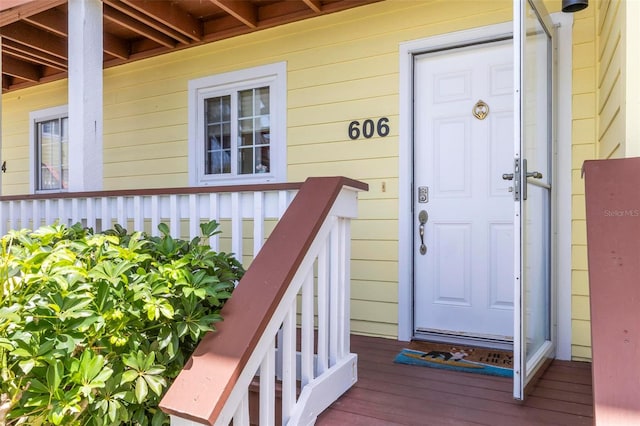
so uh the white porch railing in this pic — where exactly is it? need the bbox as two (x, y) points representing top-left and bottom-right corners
(159, 177), (367, 425)
(0, 184), (300, 262)
(0, 178), (366, 425)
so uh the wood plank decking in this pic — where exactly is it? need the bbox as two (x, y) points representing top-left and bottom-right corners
(317, 335), (593, 426)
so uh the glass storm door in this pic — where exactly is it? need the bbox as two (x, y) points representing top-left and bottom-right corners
(512, 0), (555, 400)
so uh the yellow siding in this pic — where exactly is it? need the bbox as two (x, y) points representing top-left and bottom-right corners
(571, 5), (597, 361)
(1, 81), (68, 194)
(596, 0), (623, 159)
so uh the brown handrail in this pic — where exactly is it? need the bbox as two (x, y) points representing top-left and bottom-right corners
(158, 176), (367, 425)
(0, 182), (303, 202)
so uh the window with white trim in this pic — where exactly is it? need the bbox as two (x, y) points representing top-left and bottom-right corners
(30, 106), (69, 193)
(189, 62), (287, 186)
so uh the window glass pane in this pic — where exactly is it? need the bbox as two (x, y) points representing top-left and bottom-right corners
(239, 89), (254, 118)
(61, 118), (69, 189)
(238, 147), (254, 174)
(239, 118), (254, 147)
(205, 95), (231, 175)
(237, 87), (270, 175)
(255, 146), (270, 173)
(37, 117), (67, 191)
(256, 87), (270, 114)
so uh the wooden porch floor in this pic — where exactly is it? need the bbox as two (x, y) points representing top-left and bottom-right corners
(317, 335), (593, 426)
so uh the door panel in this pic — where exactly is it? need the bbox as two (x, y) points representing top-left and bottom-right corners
(413, 41), (514, 342)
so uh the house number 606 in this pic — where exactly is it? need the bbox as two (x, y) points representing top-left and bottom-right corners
(348, 117), (390, 140)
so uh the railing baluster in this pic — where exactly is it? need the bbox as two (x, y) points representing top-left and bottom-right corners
(260, 339), (276, 426)
(341, 218), (352, 355)
(329, 219), (339, 366)
(188, 194), (198, 240)
(133, 196), (143, 232)
(101, 197), (110, 232)
(281, 300), (297, 425)
(231, 192), (242, 262)
(19, 200), (28, 229)
(45, 199), (54, 226)
(170, 195), (179, 238)
(253, 191), (264, 258)
(208, 193), (219, 251)
(233, 392), (250, 426)
(86, 198), (96, 230)
(301, 271), (314, 387)
(151, 195), (160, 236)
(317, 239), (329, 375)
(57, 199), (66, 227)
(8, 201), (16, 231)
(278, 189), (288, 216)
(117, 196), (126, 228)
(32, 199), (40, 229)
(72, 198), (80, 226)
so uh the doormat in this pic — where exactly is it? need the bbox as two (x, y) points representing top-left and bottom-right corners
(394, 341), (513, 378)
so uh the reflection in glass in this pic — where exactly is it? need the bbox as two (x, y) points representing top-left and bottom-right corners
(37, 117), (68, 191)
(237, 87), (270, 174)
(205, 96), (231, 175)
(522, 1), (551, 363)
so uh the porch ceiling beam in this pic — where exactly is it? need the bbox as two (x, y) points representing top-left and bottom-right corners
(23, 7), (67, 37)
(210, 0), (258, 29)
(103, 32), (130, 60)
(103, 0), (191, 45)
(120, 0), (203, 42)
(0, 0), (66, 26)
(302, 0), (322, 13)
(2, 74), (10, 91)
(103, 4), (176, 49)
(2, 39), (67, 70)
(1, 54), (40, 82)
(0, 21), (67, 60)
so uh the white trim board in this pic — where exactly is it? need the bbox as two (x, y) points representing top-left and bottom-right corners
(397, 16), (573, 360)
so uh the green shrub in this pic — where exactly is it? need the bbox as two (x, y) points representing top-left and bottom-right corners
(0, 221), (244, 426)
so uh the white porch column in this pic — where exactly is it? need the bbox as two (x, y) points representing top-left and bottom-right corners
(68, 0), (103, 191)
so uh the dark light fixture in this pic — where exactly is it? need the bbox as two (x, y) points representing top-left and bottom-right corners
(562, 0), (588, 13)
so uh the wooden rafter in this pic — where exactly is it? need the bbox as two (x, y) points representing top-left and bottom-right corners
(103, 4), (176, 48)
(210, 0), (258, 29)
(0, 21), (67, 59)
(121, 0), (202, 42)
(2, 39), (67, 70)
(23, 7), (66, 37)
(302, 0), (322, 13)
(1, 54), (39, 82)
(103, 32), (130, 60)
(0, 0), (66, 26)
(103, 0), (191, 45)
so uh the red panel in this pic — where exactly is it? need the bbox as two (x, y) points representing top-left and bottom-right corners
(584, 157), (640, 425)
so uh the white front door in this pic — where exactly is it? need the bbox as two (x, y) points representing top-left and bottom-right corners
(413, 40), (515, 344)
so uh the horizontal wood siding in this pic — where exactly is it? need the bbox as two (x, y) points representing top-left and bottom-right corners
(596, 0), (623, 159)
(571, 4), (598, 361)
(1, 80), (67, 195)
